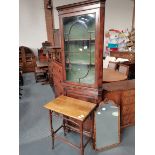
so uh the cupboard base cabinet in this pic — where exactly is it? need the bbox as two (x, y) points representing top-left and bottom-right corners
(102, 80), (135, 128)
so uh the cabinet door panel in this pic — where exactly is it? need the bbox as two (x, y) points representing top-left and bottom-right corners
(63, 13), (96, 84)
(122, 90), (135, 97)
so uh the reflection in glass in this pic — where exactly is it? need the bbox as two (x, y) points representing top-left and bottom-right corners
(63, 13), (96, 84)
(95, 101), (120, 150)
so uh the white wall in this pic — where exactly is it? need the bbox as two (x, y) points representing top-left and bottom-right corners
(19, 0), (134, 54)
(53, 0), (134, 31)
(19, 0), (47, 55)
(105, 0), (134, 31)
(53, 0), (86, 29)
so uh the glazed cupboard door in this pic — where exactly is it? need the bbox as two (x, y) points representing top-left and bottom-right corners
(57, 0), (106, 102)
(63, 13), (96, 85)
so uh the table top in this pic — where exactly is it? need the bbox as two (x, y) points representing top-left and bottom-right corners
(102, 79), (135, 91)
(43, 95), (97, 121)
(103, 68), (127, 82)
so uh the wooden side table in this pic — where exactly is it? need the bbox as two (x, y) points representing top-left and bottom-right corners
(43, 95), (97, 155)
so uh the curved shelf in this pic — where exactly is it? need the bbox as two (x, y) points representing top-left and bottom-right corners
(64, 38), (95, 41)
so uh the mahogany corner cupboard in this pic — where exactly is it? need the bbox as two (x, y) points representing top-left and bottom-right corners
(53, 0), (106, 103)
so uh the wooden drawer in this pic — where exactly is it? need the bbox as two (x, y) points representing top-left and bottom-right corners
(66, 93), (97, 103)
(121, 104), (135, 115)
(64, 86), (99, 103)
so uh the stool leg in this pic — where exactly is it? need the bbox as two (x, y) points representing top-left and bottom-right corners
(80, 122), (84, 155)
(49, 110), (54, 149)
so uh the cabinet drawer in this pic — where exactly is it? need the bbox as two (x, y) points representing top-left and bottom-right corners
(65, 87), (99, 103)
(121, 104), (135, 115)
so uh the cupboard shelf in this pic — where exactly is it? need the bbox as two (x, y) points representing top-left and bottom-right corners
(65, 39), (95, 41)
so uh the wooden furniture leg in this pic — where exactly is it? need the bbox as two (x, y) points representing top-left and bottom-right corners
(80, 122), (84, 155)
(63, 116), (66, 136)
(91, 112), (95, 149)
(49, 110), (54, 149)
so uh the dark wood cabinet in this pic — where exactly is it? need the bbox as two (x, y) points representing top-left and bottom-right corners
(102, 80), (135, 128)
(19, 46), (36, 73)
(55, 0), (106, 103)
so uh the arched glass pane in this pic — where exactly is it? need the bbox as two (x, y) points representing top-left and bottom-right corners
(63, 13), (96, 84)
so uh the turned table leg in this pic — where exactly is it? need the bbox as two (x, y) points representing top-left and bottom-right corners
(63, 116), (66, 136)
(49, 110), (54, 149)
(80, 122), (84, 155)
(91, 112), (95, 149)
